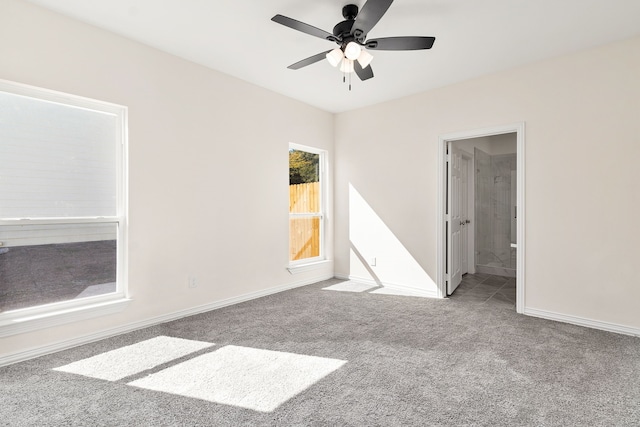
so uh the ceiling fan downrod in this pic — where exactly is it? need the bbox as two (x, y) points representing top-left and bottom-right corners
(333, 4), (358, 44)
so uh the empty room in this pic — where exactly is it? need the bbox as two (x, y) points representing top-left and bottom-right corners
(1, 0), (639, 425)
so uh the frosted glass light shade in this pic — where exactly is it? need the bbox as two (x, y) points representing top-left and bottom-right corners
(340, 59), (355, 73)
(357, 50), (374, 68)
(344, 42), (362, 60)
(326, 48), (344, 67)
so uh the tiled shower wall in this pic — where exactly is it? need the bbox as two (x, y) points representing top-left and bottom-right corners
(475, 148), (516, 270)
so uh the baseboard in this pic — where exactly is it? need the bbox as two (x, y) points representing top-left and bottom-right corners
(524, 307), (640, 337)
(345, 275), (439, 298)
(0, 275), (332, 367)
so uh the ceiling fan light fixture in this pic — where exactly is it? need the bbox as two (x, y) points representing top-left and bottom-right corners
(340, 58), (355, 74)
(344, 42), (362, 60)
(326, 48), (344, 67)
(356, 49), (374, 68)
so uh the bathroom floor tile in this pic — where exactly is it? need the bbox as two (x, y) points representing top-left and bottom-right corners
(449, 273), (516, 310)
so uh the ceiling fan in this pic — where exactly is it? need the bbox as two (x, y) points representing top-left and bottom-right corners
(271, 0), (435, 87)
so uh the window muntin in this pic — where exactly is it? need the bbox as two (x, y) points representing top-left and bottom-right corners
(289, 145), (325, 264)
(0, 80), (126, 331)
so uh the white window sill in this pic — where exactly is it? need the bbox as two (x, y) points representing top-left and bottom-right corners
(287, 259), (332, 275)
(0, 298), (132, 338)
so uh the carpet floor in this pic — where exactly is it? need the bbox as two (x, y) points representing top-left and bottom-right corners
(1, 278), (639, 426)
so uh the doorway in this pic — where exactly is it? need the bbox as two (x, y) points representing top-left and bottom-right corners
(437, 123), (525, 313)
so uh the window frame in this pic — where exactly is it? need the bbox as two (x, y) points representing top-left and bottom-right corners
(0, 79), (129, 337)
(288, 143), (327, 267)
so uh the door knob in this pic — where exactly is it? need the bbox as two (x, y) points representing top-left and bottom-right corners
(460, 221), (465, 226)
(465, 219), (471, 224)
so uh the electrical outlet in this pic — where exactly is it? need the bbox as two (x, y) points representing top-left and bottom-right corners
(188, 275), (197, 289)
(369, 257), (376, 267)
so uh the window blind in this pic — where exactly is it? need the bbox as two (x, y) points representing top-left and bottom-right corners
(0, 91), (117, 219)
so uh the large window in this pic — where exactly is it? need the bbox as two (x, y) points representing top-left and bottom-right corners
(289, 144), (326, 264)
(0, 80), (128, 336)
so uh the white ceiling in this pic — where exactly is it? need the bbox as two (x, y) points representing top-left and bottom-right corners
(26, 0), (640, 113)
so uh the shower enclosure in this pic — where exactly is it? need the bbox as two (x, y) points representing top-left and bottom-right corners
(475, 148), (516, 277)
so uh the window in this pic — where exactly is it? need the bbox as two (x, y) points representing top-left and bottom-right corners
(0, 80), (128, 336)
(289, 144), (326, 265)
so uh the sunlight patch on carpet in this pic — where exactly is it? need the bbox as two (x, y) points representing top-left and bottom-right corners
(322, 281), (378, 293)
(369, 287), (430, 297)
(128, 345), (346, 412)
(323, 281), (430, 297)
(53, 336), (214, 381)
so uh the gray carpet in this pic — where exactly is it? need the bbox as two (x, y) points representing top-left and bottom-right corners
(1, 278), (639, 426)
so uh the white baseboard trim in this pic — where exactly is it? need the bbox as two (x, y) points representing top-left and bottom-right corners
(0, 275), (332, 368)
(345, 275), (439, 298)
(524, 307), (640, 337)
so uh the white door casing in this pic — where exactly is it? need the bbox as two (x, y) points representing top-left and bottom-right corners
(447, 142), (462, 295)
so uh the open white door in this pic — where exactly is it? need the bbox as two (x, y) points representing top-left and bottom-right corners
(460, 156), (469, 275)
(447, 142), (462, 295)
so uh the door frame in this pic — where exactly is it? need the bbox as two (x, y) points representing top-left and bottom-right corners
(436, 122), (526, 314)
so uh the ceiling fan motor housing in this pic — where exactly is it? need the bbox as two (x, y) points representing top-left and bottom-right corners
(333, 20), (355, 40)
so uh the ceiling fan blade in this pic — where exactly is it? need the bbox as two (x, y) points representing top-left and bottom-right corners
(351, 0), (394, 41)
(366, 36), (436, 50)
(272, 15), (336, 42)
(287, 50), (333, 70)
(354, 61), (374, 81)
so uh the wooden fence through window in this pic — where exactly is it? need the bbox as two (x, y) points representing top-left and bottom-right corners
(289, 182), (320, 261)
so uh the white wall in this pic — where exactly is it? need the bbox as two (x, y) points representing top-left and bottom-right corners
(0, 0), (333, 359)
(335, 35), (640, 331)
